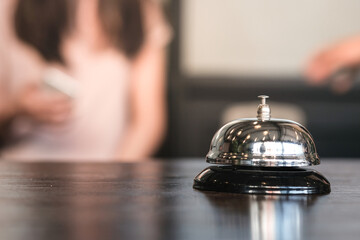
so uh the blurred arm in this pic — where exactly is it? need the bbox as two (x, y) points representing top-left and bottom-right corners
(116, 42), (168, 161)
(0, 0), (17, 125)
(0, 64), (17, 126)
(115, 0), (171, 161)
(305, 35), (360, 93)
(0, 66), (15, 126)
(0, 0), (73, 126)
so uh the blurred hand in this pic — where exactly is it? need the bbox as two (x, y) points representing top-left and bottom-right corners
(16, 84), (73, 124)
(305, 36), (360, 93)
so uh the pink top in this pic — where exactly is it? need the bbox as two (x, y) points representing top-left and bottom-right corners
(0, 0), (171, 161)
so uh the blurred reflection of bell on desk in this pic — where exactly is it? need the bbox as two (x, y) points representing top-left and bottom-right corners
(193, 95), (331, 195)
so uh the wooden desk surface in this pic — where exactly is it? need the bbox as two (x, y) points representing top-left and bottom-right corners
(0, 159), (359, 240)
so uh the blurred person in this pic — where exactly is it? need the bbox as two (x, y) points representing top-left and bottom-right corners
(305, 35), (360, 93)
(0, 0), (171, 161)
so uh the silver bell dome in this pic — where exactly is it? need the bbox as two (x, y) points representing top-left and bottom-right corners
(206, 95), (320, 167)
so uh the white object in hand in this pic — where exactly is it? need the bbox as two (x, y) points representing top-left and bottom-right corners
(42, 68), (78, 98)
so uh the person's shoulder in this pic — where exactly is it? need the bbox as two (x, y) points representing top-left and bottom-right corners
(0, 0), (18, 42)
(0, 0), (18, 81)
(141, 0), (173, 48)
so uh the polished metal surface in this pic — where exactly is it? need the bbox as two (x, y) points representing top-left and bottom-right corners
(207, 118), (319, 166)
(207, 96), (320, 166)
(257, 95), (271, 121)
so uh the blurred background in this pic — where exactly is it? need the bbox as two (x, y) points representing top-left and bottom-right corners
(159, 0), (360, 158)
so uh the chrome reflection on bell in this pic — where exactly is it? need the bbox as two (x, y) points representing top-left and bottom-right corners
(207, 95), (319, 167)
(193, 95), (331, 195)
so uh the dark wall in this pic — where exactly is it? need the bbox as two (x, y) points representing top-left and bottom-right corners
(167, 77), (360, 158)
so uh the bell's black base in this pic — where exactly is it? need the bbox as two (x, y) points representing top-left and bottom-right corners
(193, 166), (331, 195)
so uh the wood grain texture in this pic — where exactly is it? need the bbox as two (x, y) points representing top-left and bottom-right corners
(0, 159), (359, 240)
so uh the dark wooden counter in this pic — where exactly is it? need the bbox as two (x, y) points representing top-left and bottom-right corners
(0, 159), (359, 240)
